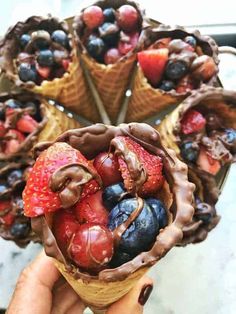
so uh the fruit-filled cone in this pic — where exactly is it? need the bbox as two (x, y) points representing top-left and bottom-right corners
(0, 159), (39, 247)
(157, 86), (236, 244)
(0, 15), (100, 122)
(0, 92), (81, 160)
(126, 24), (219, 122)
(23, 122), (195, 311)
(73, 0), (149, 124)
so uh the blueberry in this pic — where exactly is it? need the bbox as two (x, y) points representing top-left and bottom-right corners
(180, 141), (199, 163)
(18, 63), (37, 82)
(224, 129), (236, 144)
(99, 22), (120, 47)
(102, 182), (126, 211)
(10, 222), (30, 239)
(37, 49), (54, 67)
(108, 198), (159, 256)
(31, 30), (51, 50)
(5, 99), (22, 109)
(51, 30), (69, 48)
(110, 251), (135, 268)
(20, 34), (31, 48)
(165, 60), (188, 81)
(194, 202), (213, 224)
(103, 8), (116, 23)
(184, 36), (197, 48)
(7, 170), (23, 186)
(86, 36), (106, 62)
(159, 80), (175, 91)
(145, 198), (168, 229)
(0, 183), (9, 194)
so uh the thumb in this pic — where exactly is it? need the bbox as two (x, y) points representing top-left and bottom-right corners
(107, 275), (153, 314)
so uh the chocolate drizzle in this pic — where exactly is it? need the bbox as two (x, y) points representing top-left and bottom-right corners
(31, 123), (195, 282)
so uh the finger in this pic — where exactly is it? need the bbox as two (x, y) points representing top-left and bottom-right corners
(51, 280), (86, 314)
(7, 250), (60, 314)
(107, 275), (153, 314)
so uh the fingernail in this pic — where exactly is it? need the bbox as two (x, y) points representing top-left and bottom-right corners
(138, 284), (153, 306)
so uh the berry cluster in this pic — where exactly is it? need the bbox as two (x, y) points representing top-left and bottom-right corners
(0, 98), (41, 156)
(17, 29), (71, 84)
(180, 108), (236, 175)
(138, 37), (218, 92)
(23, 137), (168, 273)
(81, 4), (140, 64)
(0, 162), (33, 241)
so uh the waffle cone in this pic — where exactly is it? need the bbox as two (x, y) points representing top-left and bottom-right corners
(55, 259), (148, 310)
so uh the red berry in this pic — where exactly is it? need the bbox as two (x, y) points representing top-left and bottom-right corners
(117, 5), (139, 32)
(4, 129), (25, 155)
(181, 109), (206, 135)
(53, 209), (79, 255)
(23, 142), (100, 217)
(16, 114), (39, 133)
(138, 48), (169, 86)
(0, 200), (14, 226)
(83, 6), (104, 29)
(0, 121), (6, 137)
(104, 48), (122, 64)
(93, 152), (122, 187)
(118, 31), (139, 55)
(75, 190), (108, 225)
(197, 147), (221, 175)
(36, 64), (51, 79)
(62, 59), (70, 71)
(191, 55), (218, 82)
(69, 223), (114, 271)
(176, 75), (194, 93)
(113, 136), (164, 197)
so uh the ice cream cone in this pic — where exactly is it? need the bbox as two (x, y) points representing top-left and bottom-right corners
(73, 0), (149, 124)
(0, 15), (100, 122)
(29, 123), (195, 311)
(0, 92), (81, 160)
(125, 25), (219, 122)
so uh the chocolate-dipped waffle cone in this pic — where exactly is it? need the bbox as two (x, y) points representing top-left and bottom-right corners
(157, 86), (236, 244)
(0, 92), (81, 160)
(73, 0), (148, 124)
(0, 160), (39, 247)
(0, 16), (100, 122)
(30, 123), (195, 311)
(126, 25), (219, 122)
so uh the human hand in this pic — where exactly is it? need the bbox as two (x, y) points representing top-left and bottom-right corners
(7, 251), (153, 314)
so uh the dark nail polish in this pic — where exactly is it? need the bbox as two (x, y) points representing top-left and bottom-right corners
(138, 284), (153, 306)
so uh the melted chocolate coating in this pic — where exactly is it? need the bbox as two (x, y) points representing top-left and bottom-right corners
(32, 123), (195, 282)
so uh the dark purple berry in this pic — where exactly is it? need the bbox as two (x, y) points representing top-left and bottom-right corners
(159, 80), (175, 91)
(20, 34), (31, 48)
(51, 30), (69, 48)
(180, 141), (199, 163)
(165, 60), (188, 80)
(37, 50), (54, 67)
(184, 36), (197, 48)
(103, 8), (116, 23)
(18, 63), (37, 82)
(10, 222), (30, 239)
(7, 170), (23, 186)
(145, 198), (168, 229)
(102, 182), (126, 211)
(99, 22), (120, 47)
(86, 36), (106, 62)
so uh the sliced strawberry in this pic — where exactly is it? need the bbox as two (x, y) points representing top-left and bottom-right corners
(0, 200), (14, 226)
(0, 121), (7, 137)
(16, 114), (39, 133)
(4, 129), (25, 154)
(137, 48), (169, 86)
(36, 64), (51, 79)
(181, 109), (206, 135)
(197, 147), (221, 175)
(75, 190), (108, 225)
(23, 142), (100, 217)
(52, 209), (79, 255)
(112, 136), (164, 197)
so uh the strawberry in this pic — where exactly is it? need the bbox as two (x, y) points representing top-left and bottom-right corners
(23, 142), (100, 217)
(197, 147), (221, 175)
(181, 109), (206, 135)
(62, 59), (70, 71)
(176, 75), (194, 93)
(36, 64), (51, 79)
(75, 190), (109, 225)
(16, 114), (38, 133)
(112, 136), (164, 197)
(4, 129), (25, 154)
(52, 209), (80, 255)
(137, 48), (169, 86)
(0, 200), (14, 226)
(0, 121), (7, 137)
